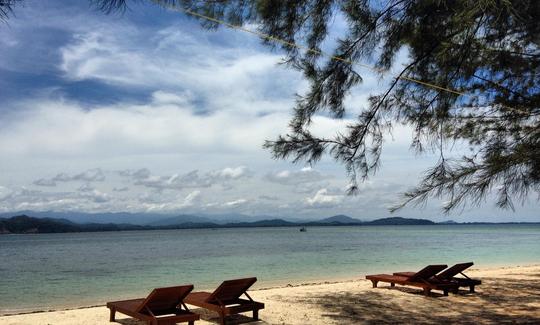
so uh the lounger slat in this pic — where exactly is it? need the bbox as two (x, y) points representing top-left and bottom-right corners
(185, 277), (264, 325)
(138, 285), (195, 313)
(106, 285), (199, 324)
(394, 262), (482, 293)
(366, 264), (459, 297)
(206, 277), (257, 304)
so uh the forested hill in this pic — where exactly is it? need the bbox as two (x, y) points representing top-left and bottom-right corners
(5, 214), (523, 235)
(0, 215), (149, 234)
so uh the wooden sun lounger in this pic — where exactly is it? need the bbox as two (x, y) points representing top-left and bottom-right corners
(394, 262), (482, 292)
(107, 285), (199, 325)
(366, 264), (458, 296)
(184, 277), (265, 325)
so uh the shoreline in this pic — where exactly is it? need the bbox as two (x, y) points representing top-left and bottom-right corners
(2, 262), (539, 318)
(2, 222), (540, 237)
(2, 264), (540, 324)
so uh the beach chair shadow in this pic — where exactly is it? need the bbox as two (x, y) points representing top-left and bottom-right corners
(192, 307), (269, 324)
(378, 285), (449, 297)
(310, 274), (540, 324)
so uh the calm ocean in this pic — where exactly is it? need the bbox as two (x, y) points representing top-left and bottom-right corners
(1, 224), (539, 314)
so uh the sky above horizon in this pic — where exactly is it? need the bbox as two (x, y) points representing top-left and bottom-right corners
(0, 1), (537, 222)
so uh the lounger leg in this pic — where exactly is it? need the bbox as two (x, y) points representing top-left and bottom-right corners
(443, 289), (448, 296)
(423, 288), (431, 297)
(370, 280), (378, 288)
(219, 311), (226, 325)
(188, 321), (195, 325)
(109, 308), (116, 322)
(390, 283), (395, 287)
(253, 308), (259, 320)
(469, 285), (475, 293)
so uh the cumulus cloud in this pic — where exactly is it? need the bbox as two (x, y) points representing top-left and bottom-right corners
(305, 189), (344, 208)
(0, 187), (111, 212)
(208, 166), (252, 180)
(265, 167), (330, 185)
(58, 22), (305, 116)
(70, 168), (106, 182)
(134, 170), (211, 190)
(118, 168), (152, 180)
(120, 167), (251, 191)
(33, 168), (106, 187)
(1, 2), (536, 221)
(223, 198), (248, 207)
(183, 190), (202, 206)
(139, 190), (202, 212)
(79, 189), (110, 203)
(259, 195), (279, 201)
(0, 97), (297, 158)
(33, 178), (57, 187)
(77, 183), (94, 192)
(264, 167), (333, 193)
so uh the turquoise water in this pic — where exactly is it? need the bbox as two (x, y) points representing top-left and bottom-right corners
(1, 225), (539, 314)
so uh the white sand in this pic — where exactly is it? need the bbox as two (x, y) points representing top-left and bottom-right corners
(2, 264), (539, 324)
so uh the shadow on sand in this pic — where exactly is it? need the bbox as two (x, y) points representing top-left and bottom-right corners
(301, 276), (540, 324)
(111, 275), (540, 324)
(114, 307), (267, 325)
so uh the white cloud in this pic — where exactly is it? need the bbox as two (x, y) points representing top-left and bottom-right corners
(1, 3), (537, 221)
(124, 167), (252, 191)
(265, 167), (330, 185)
(151, 90), (193, 106)
(33, 178), (57, 187)
(0, 97), (294, 158)
(0, 187), (111, 212)
(118, 168), (151, 180)
(305, 189), (344, 208)
(223, 198), (248, 207)
(134, 170), (212, 191)
(140, 190), (202, 212)
(77, 183), (94, 192)
(33, 168), (106, 186)
(58, 24), (306, 117)
(208, 166), (251, 180)
(183, 190), (202, 206)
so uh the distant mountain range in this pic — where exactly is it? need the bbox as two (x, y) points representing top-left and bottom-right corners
(147, 214), (214, 226)
(0, 211), (279, 225)
(0, 210), (178, 225)
(0, 214), (437, 234)
(1, 213), (538, 235)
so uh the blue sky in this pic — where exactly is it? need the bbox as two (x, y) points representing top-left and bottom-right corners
(0, 0), (537, 221)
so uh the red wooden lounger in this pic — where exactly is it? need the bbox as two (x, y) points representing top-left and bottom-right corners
(366, 264), (458, 296)
(394, 262), (482, 292)
(184, 277), (264, 325)
(106, 285), (199, 325)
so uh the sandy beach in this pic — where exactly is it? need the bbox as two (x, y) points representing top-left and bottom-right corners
(1, 264), (539, 324)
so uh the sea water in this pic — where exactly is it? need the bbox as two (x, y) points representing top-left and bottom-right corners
(1, 224), (539, 314)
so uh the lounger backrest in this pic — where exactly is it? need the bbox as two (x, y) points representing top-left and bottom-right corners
(437, 262), (474, 279)
(205, 277), (257, 304)
(407, 264), (447, 282)
(137, 285), (194, 314)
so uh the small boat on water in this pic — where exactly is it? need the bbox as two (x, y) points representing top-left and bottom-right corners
(299, 227), (307, 232)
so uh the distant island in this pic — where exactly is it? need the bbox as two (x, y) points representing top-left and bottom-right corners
(0, 214), (537, 234)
